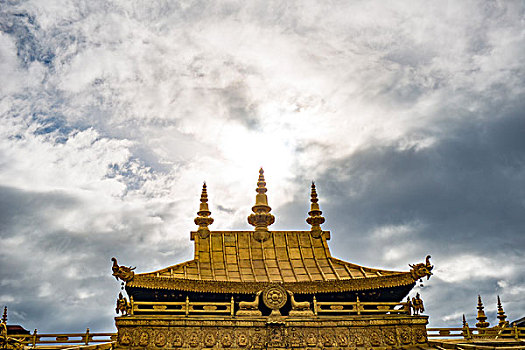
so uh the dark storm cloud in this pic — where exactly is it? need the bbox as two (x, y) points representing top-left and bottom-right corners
(321, 104), (525, 255)
(285, 103), (525, 326)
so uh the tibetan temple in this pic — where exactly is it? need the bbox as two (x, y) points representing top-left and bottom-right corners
(111, 169), (435, 349)
(2, 169), (525, 349)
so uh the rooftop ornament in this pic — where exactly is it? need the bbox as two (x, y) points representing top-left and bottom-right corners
(409, 255), (433, 281)
(497, 295), (508, 327)
(194, 182), (214, 239)
(111, 258), (135, 283)
(306, 182), (325, 238)
(476, 295), (490, 328)
(247, 168), (275, 242)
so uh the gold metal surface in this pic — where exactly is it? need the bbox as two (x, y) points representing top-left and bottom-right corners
(194, 183), (214, 239)
(115, 313), (430, 349)
(127, 230), (422, 294)
(247, 168), (275, 242)
(409, 255), (434, 280)
(1, 322), (24, 350)
(111, 258), (135, 282)
(476, 295), (490, 328)
(306, 182), (325, 238)
(411, 293), (425, 315)
(497, 295), (508, 327)
(116, 293), (131, 316)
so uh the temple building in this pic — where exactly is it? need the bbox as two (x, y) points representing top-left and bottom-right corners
(2, 169), (524, 350)
(111, 169), (434, 349)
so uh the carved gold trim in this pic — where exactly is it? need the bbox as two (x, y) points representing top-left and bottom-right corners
(127, 272), (416, 294)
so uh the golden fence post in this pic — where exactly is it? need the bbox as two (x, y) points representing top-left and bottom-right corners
(31, 329), (37, 349)
(230, 296), (235, 316)
(185, 296), (189, 316)
(514, 324), (519, 340)
(356, 296), (361, 315)
(313, 296), (317, 316)
(84, 328), (90, 345)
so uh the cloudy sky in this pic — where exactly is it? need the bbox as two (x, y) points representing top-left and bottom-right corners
(1, 0), (524, 332)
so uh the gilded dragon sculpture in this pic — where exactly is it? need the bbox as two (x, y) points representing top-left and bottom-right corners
(409, 255), (433, 281)
(112, 257), (136, 282)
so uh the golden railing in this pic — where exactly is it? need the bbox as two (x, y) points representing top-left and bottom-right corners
(428, 326), (525, 340)
(312, 297), (411, 316)
(130, 296), (235, 316)
(8, 329), (116, 348)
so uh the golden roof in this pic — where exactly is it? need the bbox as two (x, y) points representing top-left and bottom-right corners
(127, 230), (419, 294)
(144, 230), (402, 282)
(127, 231), (417, 293)
(126, 169), (432, 294)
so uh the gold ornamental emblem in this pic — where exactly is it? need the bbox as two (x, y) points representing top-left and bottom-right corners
(262, 285), (287, 310)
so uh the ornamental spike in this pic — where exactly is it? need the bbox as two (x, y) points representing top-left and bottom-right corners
(248, 168), (275, 242)
(306, 181), (325, 238)
(497, 295), (508, 327)
(476, 295), (489, 328)
(194, 182), (214, 239)
(2, 306), (6, 324)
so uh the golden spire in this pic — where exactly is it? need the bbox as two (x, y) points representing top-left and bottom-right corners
(462, 314), (467, 328)
(2, 306), (6, 324)
(247, 168), (275, 242)
(306, 182), (325, 238)
(476, 295), (490, 328)
(497, 295), (508, 327)
(194, 182), (214, 239)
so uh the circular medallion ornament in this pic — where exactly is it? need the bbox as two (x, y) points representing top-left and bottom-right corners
(138, 331), (149, 347)
(262, 285), (287, 310)
(154, 331), (167, 347)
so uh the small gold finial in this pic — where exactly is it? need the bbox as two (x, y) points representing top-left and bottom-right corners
(194, 182), (214, 239)
(497, 295), (508, 327)
(2, 307), (6, 324)
(247, 168), (275, 242)
(462, 314), (467, 327)
(476, 295), (490, 328)
(306, 182), (325, 238)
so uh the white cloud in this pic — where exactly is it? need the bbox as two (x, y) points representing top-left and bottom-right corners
(437, 255), (516, 283)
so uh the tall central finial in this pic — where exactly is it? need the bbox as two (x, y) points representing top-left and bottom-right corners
(248, 168), (275, 242)
(194, 182), (214, 239)
(2, 306), (6, 324)
(306, 182), (325, 238)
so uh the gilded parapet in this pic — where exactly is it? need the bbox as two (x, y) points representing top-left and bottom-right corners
(112, 257), (135, 282)
(247, 168), (275, 242)
(409, 255), (433, 281)
(194, 182), (214, 239)
(306, 182), (325, 239)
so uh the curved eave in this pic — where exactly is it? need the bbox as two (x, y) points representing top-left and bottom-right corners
(126, 272), (416, 294)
